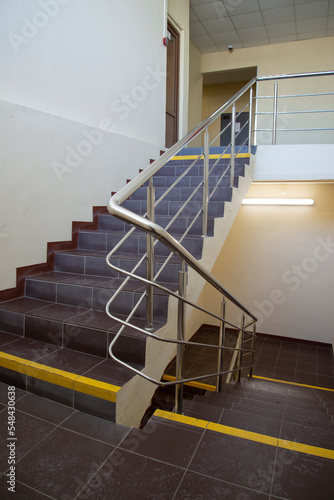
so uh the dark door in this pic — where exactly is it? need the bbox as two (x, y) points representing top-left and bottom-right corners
(165, 22), (179, 148)
(220, 112), (249, 146)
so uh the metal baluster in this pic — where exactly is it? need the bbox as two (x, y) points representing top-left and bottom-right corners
(230, 103), (236, 187)
(174, 263), (187, 414)
(146, 179), (155, 331)
(217, 298), (226, 392)
(249, 321), (256, 378)
(248, 86), (253, 154)
(202, 128), (209, 237)
(237, 314), (245, 383)
(273, 80), (278, 145)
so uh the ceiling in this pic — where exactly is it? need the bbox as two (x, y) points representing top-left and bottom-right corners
(190, 0), (334, 53)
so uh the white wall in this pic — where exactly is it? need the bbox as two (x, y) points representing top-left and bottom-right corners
(0, 0), (166, 146)
(254, 145), (334, 181)
(0, 100), (160, 290)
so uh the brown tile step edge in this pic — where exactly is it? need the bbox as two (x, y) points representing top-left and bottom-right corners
(0, 342), (137, 422)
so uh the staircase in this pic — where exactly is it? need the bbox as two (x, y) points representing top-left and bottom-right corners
(0, 148), (253, 424)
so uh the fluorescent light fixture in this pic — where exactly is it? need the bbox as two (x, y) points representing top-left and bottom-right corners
(242, 198), (314, 206)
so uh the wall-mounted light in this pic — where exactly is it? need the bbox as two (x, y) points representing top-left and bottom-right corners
(242, 198), (314, 206)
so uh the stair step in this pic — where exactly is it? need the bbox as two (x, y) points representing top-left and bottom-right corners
(0, 299), (163, 365)
(219, 408), (282, 437)
(0, 341), (127, 421)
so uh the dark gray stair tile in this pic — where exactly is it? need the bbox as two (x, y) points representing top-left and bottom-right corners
(78, 231), (107, 251)
(55, 252), (85, 274)
(218, 408), (282, 437)
(26, 279), (57, 302)
(0, 309), (24, 336)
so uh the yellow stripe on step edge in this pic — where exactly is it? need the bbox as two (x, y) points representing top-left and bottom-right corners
(252, 375), (334, 392)
(162, 374), (216, 392)
(154, 409), (334, 460)
(0, 351), (120, 402)
(171, 153), (250, 161)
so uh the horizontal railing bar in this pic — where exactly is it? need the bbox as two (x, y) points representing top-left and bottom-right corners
(256, 110), (334, 115)
(254, 127), (334, 132)
(278, 92), (334, 98)
(257, 70), (334, 82)
(256, 92), (334, 100)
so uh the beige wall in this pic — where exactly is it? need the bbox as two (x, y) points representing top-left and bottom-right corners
(188, 41), (203, 146)
(199, 37), (334, 145)
(202, 81), (251, 147)
(200, 181), (334, 344)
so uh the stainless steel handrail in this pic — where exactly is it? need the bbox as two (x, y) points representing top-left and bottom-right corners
(105, 70), (333, 410)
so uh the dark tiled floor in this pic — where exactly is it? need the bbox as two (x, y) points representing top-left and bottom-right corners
(166, 327), (334, 390)
(0, 382), (333, 500)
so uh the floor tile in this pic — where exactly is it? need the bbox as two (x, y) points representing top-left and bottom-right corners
(0, 382), (26, 405)
(16, 427), (113, 499)
(83, 359), (136, 386)
(0, 298), (52, 314)
(0, 338), (60, 362)
(0, 477), (52, 499)
(16, 393), (74, 425)
(0, 410), (55, 473)
(60, 410), (130, 446)
(272, 448), (334, 500)
(120, 417), (204, 468)
(77, 449), (184, 500)
(37, 348), (102, 375)
(174, 470), (269, 499)
(280, 420), (334, 449)
(28, 303), (89, 321)
(0, 331), (24, 347)
(189, 430), (276, 493)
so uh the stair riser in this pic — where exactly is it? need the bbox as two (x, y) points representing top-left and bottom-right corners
(158, 162), (246, 177)
(78, 232), (204, 258)
(25, 279), (169, 321)
(130, 186), (233, 202)
(0, 310), (146, 365)
(122, 200), (226, 218)
(0, 366), (117, 422)
(98, 214), (215, 237)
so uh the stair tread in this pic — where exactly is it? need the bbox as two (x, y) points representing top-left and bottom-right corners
(0, 339), (135, 387)
(25, 272), (178, 294)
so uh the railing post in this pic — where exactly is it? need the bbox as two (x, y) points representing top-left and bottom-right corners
(146, 179), (155, 331)
(202, 128), (209, 238)
(230, 103), (236, 188)
(217, 298), (226, 393)
(237, 314), (245, 384)
(248, 86), (253, 154)
(174, 263), (187, 414)
(272, 80), (278, 145)
(249, 322), (256, 378)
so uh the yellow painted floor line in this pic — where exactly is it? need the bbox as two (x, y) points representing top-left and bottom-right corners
(154, 409), (334, 460)
(0, 351), (120, 402)
(252, 375), (334, 392)
(162, 374), (216, 392)
(171, 153), (250, 161)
